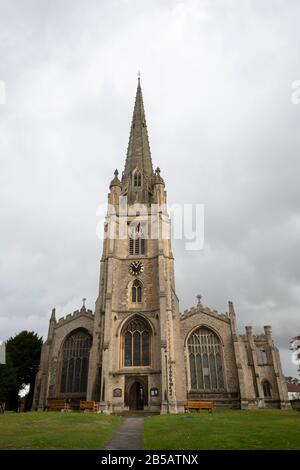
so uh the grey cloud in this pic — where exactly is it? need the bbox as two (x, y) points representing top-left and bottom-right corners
(0, 0), (299, 377)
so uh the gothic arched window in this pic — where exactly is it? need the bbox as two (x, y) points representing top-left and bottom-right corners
(188, 327), (224, 391)
(133, 170), (142, 187)
(123, 316), (151, 367)
(132, 280), (142, 303)
(60, 329), (92, 395)
(262, 380), (272, 398)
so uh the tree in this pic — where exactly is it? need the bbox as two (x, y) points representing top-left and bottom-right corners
(291, 335), (300, 377)
(0, 353), (18, 411)
(285, 376), (300, 385)
(6, 331), (43, 411)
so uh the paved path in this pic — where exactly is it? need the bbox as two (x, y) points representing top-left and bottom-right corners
(105, 417), (144, 450)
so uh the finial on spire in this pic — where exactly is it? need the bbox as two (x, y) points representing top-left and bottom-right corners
(154, 166), (164, 186)
(138, 70), (141, 81)
(110, 168), (122, 189)
(82, 298), (86, 309)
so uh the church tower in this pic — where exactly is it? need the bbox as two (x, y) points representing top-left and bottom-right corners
(86, 78), (187, 413)
(32, 77), (290, 413)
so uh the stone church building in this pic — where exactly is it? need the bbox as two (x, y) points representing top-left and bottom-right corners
(33, 79), (290, 413)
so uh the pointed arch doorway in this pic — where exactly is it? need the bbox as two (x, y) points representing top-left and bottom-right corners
(125, 376), (148, 411)
(129, 381), (144, 410)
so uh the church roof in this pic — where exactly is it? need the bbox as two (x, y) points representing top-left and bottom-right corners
(287, 383), (300, 392)
(122, 77), (153, 182)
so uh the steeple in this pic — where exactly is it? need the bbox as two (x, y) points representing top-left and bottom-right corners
(122, 77), (153, 182)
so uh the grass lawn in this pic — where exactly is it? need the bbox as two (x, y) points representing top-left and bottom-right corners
(0, 412), (122, 450)
(144, 409), (300, 450)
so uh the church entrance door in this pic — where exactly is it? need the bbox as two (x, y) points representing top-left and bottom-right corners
(129, 381), (144, 410)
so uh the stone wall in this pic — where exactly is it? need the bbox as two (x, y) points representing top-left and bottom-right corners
(180, 306), (240, 407)
(32, 308), (94, 410)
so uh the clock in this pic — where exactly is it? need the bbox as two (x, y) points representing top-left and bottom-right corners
(129, 261), (144, 276)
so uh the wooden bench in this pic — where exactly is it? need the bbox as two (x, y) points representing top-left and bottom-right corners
(80, 401), (99, 413)
(47, 399), (69, 411)
(185, 401), (213, 413)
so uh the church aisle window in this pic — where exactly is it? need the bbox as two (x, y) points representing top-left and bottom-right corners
(60, 329), (92, 394)
(188, 327), (225, 391)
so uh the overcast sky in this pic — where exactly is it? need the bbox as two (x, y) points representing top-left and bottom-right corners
(0, 0), (299, 376)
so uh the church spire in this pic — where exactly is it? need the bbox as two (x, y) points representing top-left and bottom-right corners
(122, 77), (153, 182)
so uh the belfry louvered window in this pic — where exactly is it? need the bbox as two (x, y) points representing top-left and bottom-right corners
(123, 316), (151, 367)
(60, 329), (92, 394)
(188, 327), (224, 391)
(129, 224), (145, 255)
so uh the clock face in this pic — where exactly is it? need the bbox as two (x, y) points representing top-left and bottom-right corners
(129, 261), (144, 276)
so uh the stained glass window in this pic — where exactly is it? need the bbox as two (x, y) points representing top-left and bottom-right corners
(142, 331), (150, 366)
(188, 327), (225, 391)
(125, 332), (132, 367)
(60, 329), (92, 394)
(123, 316), (151, 367)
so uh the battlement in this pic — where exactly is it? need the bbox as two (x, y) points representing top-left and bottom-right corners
(240, 333), (267, 342)
(253, 334), (267, 341)
(56, 308), (94, 326)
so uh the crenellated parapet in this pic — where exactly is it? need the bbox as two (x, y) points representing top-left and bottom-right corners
(55, 308), (94, 328)
(240, 332), (268, 343)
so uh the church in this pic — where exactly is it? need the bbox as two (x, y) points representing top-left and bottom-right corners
(33, 79), (290, 413)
